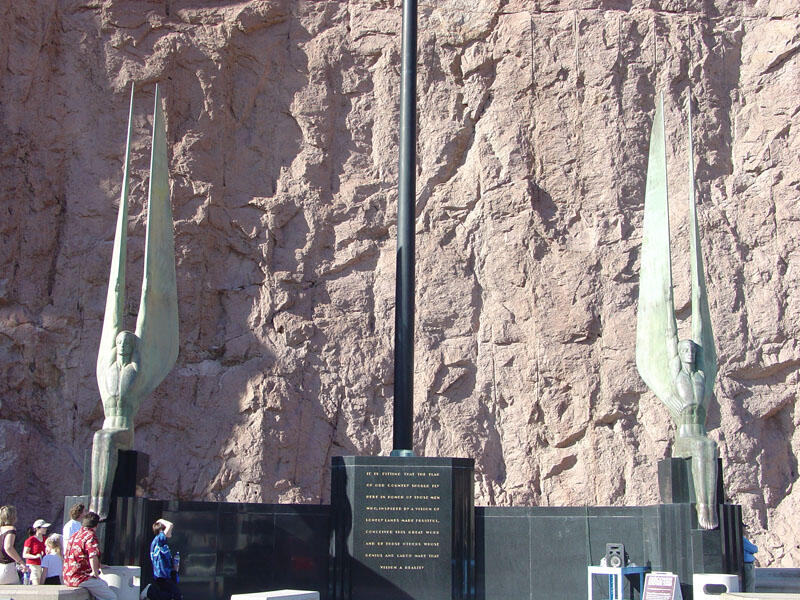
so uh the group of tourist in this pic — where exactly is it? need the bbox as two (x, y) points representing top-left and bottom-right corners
(0, 503), (182, 600)
(0, 505), (63, 586)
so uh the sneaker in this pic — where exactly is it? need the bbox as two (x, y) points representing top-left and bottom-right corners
(139, 583), (151, 600)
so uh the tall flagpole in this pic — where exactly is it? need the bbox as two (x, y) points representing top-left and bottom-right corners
(392, 0), (417, 457)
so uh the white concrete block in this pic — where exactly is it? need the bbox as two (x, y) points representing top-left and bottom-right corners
(98, 565), (141, 600)
(694, 573), (740, 600)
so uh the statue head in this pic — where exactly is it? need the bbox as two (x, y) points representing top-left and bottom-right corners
(115, 331), (136, 363)
(678, 339), (698, 370)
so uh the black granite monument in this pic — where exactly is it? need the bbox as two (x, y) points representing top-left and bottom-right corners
(656, 457), (743, 598)
(330, 456), (475, 600)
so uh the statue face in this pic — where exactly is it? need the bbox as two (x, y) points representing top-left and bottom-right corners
(678, 341), (696, 367)
(116, 332), (134, 359)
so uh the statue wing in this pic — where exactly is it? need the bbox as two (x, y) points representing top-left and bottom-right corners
(687, 95), (717, 395)
(97, 83), (135, 386)
(133, 85), (179, 397)
(636, 94), (681, 419)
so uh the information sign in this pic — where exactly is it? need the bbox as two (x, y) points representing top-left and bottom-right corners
(643, 572), (683, 600)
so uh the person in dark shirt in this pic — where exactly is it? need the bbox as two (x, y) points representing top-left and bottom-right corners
(141, 519), (181, 600)
(0, 506), (27, 584)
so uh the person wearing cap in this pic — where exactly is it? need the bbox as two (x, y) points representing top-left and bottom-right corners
(63, 511), (116, 600)
(23, 519), (50, 584)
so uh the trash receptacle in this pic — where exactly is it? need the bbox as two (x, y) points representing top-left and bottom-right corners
(693, 573), (739, 600)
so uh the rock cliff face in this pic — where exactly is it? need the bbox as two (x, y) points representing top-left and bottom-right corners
(0, 0), (798, 565)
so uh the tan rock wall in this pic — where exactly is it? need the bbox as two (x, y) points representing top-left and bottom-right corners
(1, 0), (798, 565)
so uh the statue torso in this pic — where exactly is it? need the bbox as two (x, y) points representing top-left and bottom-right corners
(674, 367), (707, 438)
(675, 368), (704, 407)
(99, 352), (140, 430)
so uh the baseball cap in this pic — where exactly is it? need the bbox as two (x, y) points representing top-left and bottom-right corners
(32, 519), (51, 528)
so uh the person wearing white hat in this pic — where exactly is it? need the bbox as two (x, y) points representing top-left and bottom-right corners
(23, 519), (50, 585)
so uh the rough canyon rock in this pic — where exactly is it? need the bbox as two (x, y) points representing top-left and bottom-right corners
(0, 0), (798, 566)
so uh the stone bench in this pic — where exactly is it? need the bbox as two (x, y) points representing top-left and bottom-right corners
(0, 585), (90, 599)
(230, 591), (320, 600)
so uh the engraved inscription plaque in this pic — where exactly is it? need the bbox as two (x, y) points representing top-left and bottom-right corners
(331, 456), (474, 600)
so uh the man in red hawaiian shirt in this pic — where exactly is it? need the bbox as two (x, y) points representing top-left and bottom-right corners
(63, 512), (116, 600)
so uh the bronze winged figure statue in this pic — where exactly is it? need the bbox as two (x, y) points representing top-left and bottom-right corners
(91, 84), (179, 518)
(636, 92), (719, 529)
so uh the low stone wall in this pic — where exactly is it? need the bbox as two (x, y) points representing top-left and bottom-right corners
(755, 569), (800, 594)
(0, 586), (90, 599)
(722, 594), (800, 600)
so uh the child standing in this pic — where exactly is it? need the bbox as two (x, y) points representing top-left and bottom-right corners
(41, 534), (63, 585)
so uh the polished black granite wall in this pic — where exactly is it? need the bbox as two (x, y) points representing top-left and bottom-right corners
(477, 506), (651, 600)
(65, 455), (740, 600)
(475, 503), (742, 600)
(66, 496), (331, 600)
(330, 456), (475, 600)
